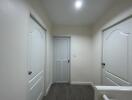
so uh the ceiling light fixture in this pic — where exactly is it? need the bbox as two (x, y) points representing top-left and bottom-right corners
(75, 0), (83, 9)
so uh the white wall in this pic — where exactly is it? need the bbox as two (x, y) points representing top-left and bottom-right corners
(0, 1), (28, 100)
(92, 0), (132, 85)
(52, 25), (94, 84)
(0, 0), (53, 100)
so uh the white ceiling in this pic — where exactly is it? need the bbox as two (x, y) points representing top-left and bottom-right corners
(42, 0), (116, 26)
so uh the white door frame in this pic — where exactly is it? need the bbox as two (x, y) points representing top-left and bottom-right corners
(53, 36), (71, 83)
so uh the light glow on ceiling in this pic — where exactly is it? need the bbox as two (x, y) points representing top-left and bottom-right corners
(75, 0), (83, 9)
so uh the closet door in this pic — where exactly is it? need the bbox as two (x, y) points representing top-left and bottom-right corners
(102, 17), (132, 86)
(27, 17), (45, 100)
(53, 37), (70, 83)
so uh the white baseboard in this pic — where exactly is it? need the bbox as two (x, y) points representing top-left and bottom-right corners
(71, 81), (94, 85)
(54, 81), (69, 83)
(37, 91), (44, 100)
(45, 83), (52, 96)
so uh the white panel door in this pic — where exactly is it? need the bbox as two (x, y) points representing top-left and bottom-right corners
(53, 37), (70, 83)
(102, 17), (132, 86)
(27, 17), (45, 100)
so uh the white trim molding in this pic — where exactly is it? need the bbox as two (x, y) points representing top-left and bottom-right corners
(37, 91), (43, 100)
(45, 83), (52, 96)
(70, 81), (94, 85)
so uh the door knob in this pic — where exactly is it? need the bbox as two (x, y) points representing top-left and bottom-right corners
(101, 62), (106, 66)
(101, 63), (106, 69)
(68, 59), (70, 63)
(28, 71), (32, 75)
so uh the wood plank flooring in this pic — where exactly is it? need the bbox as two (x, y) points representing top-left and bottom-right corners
(43, 83), (94, 100)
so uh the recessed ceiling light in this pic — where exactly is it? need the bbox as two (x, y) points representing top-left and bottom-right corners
(75, 0), (83, 9)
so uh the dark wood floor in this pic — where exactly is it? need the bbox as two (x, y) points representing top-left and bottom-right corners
(43, 83), (94, 100)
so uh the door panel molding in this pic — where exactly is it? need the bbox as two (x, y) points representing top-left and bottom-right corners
(104, 70), (130, 86)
